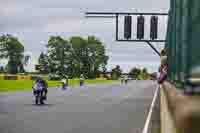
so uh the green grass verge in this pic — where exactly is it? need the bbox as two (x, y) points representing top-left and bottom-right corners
(0, 79), (116, 92)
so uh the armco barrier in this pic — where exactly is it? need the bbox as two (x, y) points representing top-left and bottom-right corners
(161, 81), (200, 133)
(4, 75), (18, 80)
(1, 74), (47, 80)
(17, 75), (31, 80)
(160, 85), (176, 133)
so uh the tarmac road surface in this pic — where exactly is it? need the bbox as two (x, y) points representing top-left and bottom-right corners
(0, 80), (157, 133)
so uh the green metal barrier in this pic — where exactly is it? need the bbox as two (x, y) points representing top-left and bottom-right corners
(166, 0), (200, 86)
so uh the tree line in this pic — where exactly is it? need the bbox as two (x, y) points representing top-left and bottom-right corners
(110, 65), (154, 80)
(0, 34), (108, 79)
(0, 34), (155, 80)
(0, 34), (30, 74)
(37, 36), (108, 78)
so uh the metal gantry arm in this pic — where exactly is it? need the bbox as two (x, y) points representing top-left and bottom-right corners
(85, 11), (168, 57)
(85, 12), (168, 16)
(146, 41), (161, 57)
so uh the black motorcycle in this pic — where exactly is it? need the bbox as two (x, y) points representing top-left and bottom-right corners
(33, 80), (48, 105)
(80, 80), (84, 86)
(34, 89), (46, 105)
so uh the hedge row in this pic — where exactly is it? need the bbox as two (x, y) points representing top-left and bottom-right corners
(0, 75), (42, 80)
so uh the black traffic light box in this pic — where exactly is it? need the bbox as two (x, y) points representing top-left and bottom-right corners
(124, 16), (132, 39)
(150, 16), (158, 40)
(137, 15), (145, 39)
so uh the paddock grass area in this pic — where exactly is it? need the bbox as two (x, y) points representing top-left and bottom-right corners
(0, 79), (116, 92)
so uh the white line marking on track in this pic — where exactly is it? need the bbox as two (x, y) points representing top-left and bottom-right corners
(142, 86), (159, 133)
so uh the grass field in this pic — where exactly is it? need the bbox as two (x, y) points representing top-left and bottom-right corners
(0, 79), (116, 92)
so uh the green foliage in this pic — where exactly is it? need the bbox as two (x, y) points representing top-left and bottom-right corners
(111, 65), (122, 80)
(47, 36), (71, 75)
(129, 67), (141, 79)
(0, 79), (60, 92)
(0, 34), (108, 78)
(129, 67), (150, 80)
(142, 68), (148, 74)
(139, 68), (149, 80)
(0, 66), (4, 73)
(37, 52), (49, 74)
(44, 35), (108, 78)
(0, 34), (24, 74)
(0, 79), (115, 92)
(174, 80), (184, 89)
(69, 36), (108, 78)
(137, 72), (149, 80)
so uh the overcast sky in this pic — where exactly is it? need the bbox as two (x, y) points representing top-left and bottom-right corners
(0, 0), (169, 73)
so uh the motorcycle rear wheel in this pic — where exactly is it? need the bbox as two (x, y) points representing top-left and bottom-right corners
(35, 97), (39, 105)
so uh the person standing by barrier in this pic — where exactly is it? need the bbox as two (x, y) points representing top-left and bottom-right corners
(33, 77), (48, 104)
(158, 49), (168, 84)
(120, 75), (124, 84)
(61, 75), (69, 90)
(124, 75), (128, 85)
(40, 78), (48, 100)
(80, 74), (85, 86)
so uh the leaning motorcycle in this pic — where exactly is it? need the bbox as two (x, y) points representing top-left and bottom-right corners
(33, 89), (46, 105)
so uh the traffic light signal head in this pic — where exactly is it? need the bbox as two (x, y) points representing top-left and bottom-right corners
(150, 16), (158, 40)
(124, 16), (132, 39)
(137, 15), (145, 39)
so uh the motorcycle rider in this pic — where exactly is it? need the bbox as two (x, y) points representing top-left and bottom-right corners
(124, 75), (128, 84)
(33, 77), (48, 104)
(61, 75), (69, 90)
(80, 74), (85, 86)
(120, 75), (124, 84)
(40, 78), (48, 100)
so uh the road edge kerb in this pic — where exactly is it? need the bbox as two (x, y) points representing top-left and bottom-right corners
(160, 84), (176, 133)
(161, 81), (200, 133)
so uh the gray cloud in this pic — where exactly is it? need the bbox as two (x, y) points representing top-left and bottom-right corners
(0, 0), (169, 72)
(0, 0), (169, 10)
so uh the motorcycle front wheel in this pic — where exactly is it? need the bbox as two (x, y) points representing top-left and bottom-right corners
(35, 96), (39, 105)
(40, 98), (44, 105)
